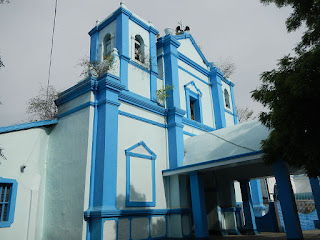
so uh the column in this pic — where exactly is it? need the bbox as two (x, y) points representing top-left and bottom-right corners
(209, 66), (226, 129)
(239, 179), (259, 235)
(160, 34), (185, 169)
(309, 177), (320, 228)
(273, 160), (303, 240)
(229, 84), (238, 125)
(250, 179), (267, 217)
(149, 26), (159, 102)
(189, 172), (209, 239)
(116, 6), (130, 89)
(89, 75), (125, 240)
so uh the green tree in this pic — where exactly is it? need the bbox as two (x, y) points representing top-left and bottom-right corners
(252, 0), (320, 177)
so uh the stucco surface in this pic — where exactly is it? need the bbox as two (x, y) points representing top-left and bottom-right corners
(183, 120), (270, 166)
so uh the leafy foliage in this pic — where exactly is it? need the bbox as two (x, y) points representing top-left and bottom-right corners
(26, 85), (59, 121)
(156, 85), (174, 104)
(261, 0), (320, 52)
(252, 0), (320, 176)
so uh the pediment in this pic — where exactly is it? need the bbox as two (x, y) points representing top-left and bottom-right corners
(175, 34), (209, 69)
(125, 141), (156, 159)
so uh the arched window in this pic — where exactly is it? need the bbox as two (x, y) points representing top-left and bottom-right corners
(134, 35), (144, 63)
(224, 89), (230, 108)
(103, 34), (112, 59)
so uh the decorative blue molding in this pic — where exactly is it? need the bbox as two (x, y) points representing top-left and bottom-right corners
(58, 101), (95, 119)
(55, 77), (97, 106)
(184, 84), (203, 124)
(178, 66), (210, 86)
(182, 117), (215, 132)
(209, 67), (226, 129)
(162, 150), (263, 175)
(184, 81), (202, 96)
(119, 90), (167, 116)
(84, 208), (191, 219)
(149, 30), (158, 102)
(230, 85), (238, 125)
(173, 33), (210, 67)
(116, 10), (129, 89)
(183, 131), (196, 137)
(177, 52), (209, 77)
(125, 141), (156, 207)
(0, 177), (18, 228)
(118, 110), (166, 128)
(0, 119), (58, 134)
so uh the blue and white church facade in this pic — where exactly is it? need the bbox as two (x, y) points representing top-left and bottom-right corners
(1, 3), (319, 240)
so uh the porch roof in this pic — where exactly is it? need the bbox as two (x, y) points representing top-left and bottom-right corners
(163, 120), (272, 177)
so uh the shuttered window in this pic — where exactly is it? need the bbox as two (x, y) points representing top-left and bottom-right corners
(0, 183), (12, 222)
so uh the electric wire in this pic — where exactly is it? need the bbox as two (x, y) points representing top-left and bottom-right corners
(195, 121), (258, 152)
(46, 0), (58, 99)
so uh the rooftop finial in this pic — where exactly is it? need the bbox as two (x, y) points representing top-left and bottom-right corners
(120, 2), (126, 7)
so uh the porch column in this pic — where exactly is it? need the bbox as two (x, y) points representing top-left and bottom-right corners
(239, 179), (259, 235)
(273, 160), (303, 240)
(309, 177), (320, 228)
(189, 172), (209, 239)
(250, 179), (267, 217)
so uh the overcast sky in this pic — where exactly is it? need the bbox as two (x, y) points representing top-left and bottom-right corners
(0, 0), (304, 127)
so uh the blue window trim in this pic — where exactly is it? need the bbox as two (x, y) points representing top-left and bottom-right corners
(184, 83), (203, 124)
(125, 141), (156, 207)
(0, 177), (18, 228)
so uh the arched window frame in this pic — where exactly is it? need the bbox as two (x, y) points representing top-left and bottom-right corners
(224, 89), (231, 109)
(102, 33), (112, 60)
(134, 34), (145, 64)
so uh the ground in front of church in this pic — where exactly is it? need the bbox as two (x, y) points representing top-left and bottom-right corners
(211, 229), (320, 239)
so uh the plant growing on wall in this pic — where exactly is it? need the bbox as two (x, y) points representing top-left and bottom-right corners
(78, 54), (115, 78)
(0, 147), (6, 163)
(156, 85), (174, 105)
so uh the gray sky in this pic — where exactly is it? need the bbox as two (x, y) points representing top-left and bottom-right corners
(0, 0), (304, 127)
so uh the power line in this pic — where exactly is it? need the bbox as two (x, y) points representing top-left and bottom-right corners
(46, 0), (58, 99)
(195, 122), (257, 152)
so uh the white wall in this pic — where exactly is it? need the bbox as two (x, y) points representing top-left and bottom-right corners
(117, 103), (168, 210)
(177, 38), (208, 69)
(42, 98), (94, 240)
(0, 127), (50, 240)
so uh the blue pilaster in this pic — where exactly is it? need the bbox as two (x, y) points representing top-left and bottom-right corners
(239, 179), (259, 235)
(250, 179), (267, 217)
(159, 35), (185, 168)
(209, 66), (226, 129)
(273, 160), (303, 240)
(309, 177), (320, 228)
(149, 27), (159, 102)
(167, 107), (185, 168)
(116, 7), (130, 89)
(229, 84), (238, 125)
(160, 35), (181, 108)
(89, 31), (99, 62)
(89, 74), (125, 240)
(189, 172), (209, 239)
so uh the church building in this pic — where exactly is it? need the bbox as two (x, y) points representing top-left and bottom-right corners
(0, 3), (319, 240)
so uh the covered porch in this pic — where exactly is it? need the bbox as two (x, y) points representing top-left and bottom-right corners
(163, 120), (320, 240)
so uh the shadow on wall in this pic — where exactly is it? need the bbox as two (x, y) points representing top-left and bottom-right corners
(116, 185), (146, 208)
(113, 186), (167, 239)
